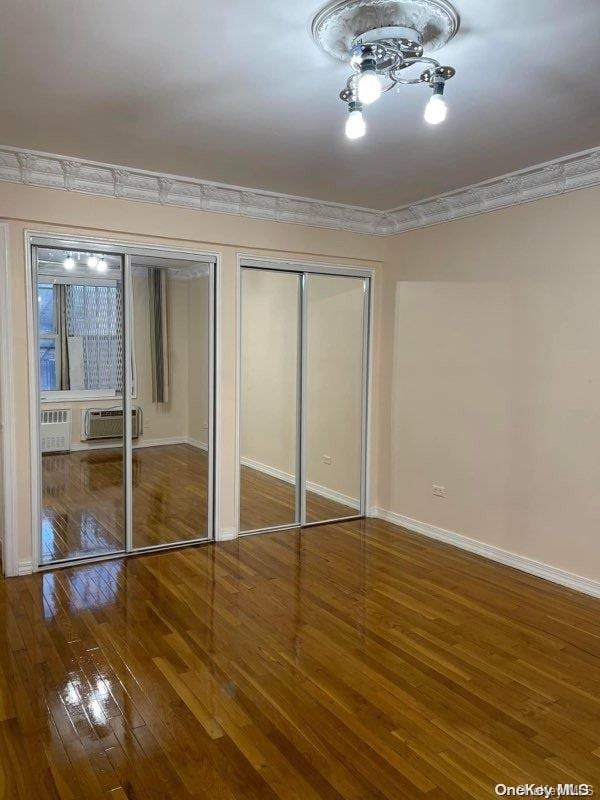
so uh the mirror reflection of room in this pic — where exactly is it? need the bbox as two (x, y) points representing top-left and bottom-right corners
(240, 269), (300, 532)
(239, 267), (366, 533)
(37, 247), (125, 563)
(37, 247), (211, 564)
(305, 274), (364, 523)
(130, 256), (210, 548)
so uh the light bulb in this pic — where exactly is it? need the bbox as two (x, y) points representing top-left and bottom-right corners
(424, 94), (447, 125)
(345, 109), (366, 140)
(357, 69), (381, 105)
(96, 258), (108, 273)
(63, 255), (75, 270)
(87, 254), (99, 268)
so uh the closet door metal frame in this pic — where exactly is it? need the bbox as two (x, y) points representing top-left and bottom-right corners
(27, 231), (218, 570)
(237, 256), (373, 537)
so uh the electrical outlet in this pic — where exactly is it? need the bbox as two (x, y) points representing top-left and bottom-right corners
(432, 484), (446, 498)
(322, 455), (332, 465)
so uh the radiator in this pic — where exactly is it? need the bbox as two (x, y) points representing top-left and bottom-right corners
(40, 409), (72, 453)
(82, 407), (143, 440)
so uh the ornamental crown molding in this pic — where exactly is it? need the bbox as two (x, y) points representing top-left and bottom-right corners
(0, 144), (599, 236)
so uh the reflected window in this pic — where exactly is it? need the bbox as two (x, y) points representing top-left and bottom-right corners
(38, 281), (122, 393)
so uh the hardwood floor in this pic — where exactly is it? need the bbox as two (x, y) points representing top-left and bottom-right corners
(2, 519), (599, 798)
(42, 445), (357, 562)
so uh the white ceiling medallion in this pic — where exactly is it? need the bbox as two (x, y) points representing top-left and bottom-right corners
(312, 0), (459, 138)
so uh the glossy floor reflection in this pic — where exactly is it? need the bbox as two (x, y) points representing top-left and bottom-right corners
(1, 519), (599, 798)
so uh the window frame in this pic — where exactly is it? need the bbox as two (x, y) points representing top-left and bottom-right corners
(38, 282), (61, 392)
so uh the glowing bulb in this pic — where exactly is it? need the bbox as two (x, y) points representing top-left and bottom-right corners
(424, 94), (448, 125)
(357, 70), (381, 105)
(345, 109), (366, 140)
(96, 258), (108, 273)
(63, 255), (75, 270)
(87, 254), (99, 268)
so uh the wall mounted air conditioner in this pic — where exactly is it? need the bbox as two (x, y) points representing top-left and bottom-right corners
(40, 409), (72, 453)
(82, 407), (143, 441)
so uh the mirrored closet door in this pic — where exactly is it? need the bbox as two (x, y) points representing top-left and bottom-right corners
(35, 246), (126, 564)
(239, 262), (370, 536)
(32, 239), (216, 568)
(304, 274), (366, 524)
(130, 255), (212, 549)
(239, 268), (300, 532)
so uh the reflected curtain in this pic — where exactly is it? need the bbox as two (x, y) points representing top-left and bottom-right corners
(148, 268), (169, 403)
(65, 284), (123, 392)
(57, 285), (70, 390)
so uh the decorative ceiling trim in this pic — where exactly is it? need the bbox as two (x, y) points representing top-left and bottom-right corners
(0, 145), (383, 235)
(0, 144), (599, 237)
(380, 145), (600, 234)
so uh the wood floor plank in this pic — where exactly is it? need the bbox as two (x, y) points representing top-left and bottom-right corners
(1, 520), (600, 797)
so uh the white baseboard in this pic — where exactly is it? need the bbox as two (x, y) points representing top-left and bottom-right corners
(67, 436), (208, 452)
(186, 437), (208, 451)
(371, 508), (600, 599)
(18, 559), (33, 576)
(216, 528), (237, 542)
(240, 456), (360, 510)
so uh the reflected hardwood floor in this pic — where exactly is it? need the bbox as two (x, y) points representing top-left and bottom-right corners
(2, 520), (600, 798)
(41, 444), (210, 562)
(42, 445), (357, 562)
(239, 466), (357, 531)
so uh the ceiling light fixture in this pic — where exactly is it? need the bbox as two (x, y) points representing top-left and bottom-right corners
(312, 0), (459, 139)
(96, 258), (108, 273)
(63, 253), (75, 270)
(87, 254), (99, 268)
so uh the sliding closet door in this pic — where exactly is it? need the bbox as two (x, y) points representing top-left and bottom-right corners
(240, 269), (300, 532)
(304, 274), (366, 524)
(35, 246), (126, 564)
(131, 256), (212, 549)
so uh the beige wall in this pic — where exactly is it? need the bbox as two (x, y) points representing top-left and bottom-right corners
(187, 275), (211, 445)
(377, 184), (600, 583)
(241, 269), (298, 477)
(6, 175), (598, 587)
(305, 275), (364, 501)
(0, 181), (383, 567)
(132, 272), (189, 443)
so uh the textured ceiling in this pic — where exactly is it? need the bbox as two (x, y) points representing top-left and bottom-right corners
(0, 0), (599, 209)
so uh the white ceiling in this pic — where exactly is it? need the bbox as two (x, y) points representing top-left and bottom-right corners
(1, 0), (599, 210)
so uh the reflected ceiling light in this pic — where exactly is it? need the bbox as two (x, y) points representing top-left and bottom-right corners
(63, 253), (75, 270)
(312, 0), (459, 139)
(96, 258), (108, 273)
(87, 254), (99, 268)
